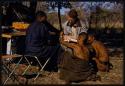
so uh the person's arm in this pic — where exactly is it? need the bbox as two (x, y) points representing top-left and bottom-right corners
(62, 41), (76, 49)
(97, 41), (109, 62)
(39, 23), (49, 45)
(47, 22), (60, 35)
(60, 31), (64, 37)
(93, 41), (109, 72)
(60, 34), (76, 49)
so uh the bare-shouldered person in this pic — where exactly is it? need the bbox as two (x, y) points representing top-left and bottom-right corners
(60, 32), (89, 61)
(87, 30), (112, 72)
(59, 32), (98, 83)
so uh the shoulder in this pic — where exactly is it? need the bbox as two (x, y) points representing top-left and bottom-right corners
(93, 40), (104, 47)
(92, 40), (103, 50)
(63, 21), (68, 27)
(92, 40), (107, 52)
(29, 21), (45, 28)
(36, 22), (48, 30)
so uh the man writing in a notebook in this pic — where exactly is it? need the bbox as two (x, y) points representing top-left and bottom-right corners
(62, 9), (88, 44)
(58, 9), (88, 72)
(58, 9), (88, 65)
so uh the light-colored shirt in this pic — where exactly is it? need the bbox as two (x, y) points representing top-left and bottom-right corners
(63, 20), (88, 42)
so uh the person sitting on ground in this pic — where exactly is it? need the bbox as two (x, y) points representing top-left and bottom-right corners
(59, 32), (100, 84)
(87, 30), (113, 72)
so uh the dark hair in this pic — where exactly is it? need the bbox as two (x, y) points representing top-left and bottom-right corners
(87, 29), (96, 37)
(36, 11), (46, 18)
(68, 9), (78, 19)
(79, 32), (88, 45)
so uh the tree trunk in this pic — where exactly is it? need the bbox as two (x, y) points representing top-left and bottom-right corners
(58, 2), (62, 32)
(30, 1), (37, 13)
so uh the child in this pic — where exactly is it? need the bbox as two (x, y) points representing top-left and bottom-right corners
(59, 32), (99, 84)
(87, 30), (113, 72)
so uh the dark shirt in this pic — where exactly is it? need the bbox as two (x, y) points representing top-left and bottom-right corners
(43, 21), (60, 45)
(25, 21), (49, 55)
(25, 20), (61, 59)
(43, 21), (60, 33)
(25, 20), (62, 71)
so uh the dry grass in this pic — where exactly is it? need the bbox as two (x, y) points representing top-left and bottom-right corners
(1, 48), (123, 85)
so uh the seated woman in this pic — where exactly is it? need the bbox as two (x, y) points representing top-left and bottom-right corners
(59, 32), (99, 84)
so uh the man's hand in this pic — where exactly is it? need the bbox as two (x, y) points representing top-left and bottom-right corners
(60, 32), (65, 44)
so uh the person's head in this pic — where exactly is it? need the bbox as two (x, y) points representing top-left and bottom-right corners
(36, 11), (47, 22)
(77, 32), (88, 46)
(87, 30), (96, 44)
(66, 9), (78, 27)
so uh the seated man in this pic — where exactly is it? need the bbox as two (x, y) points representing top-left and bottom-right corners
(59, 32), (99, 84)
(87, 30), (113, 72)
(60, 9), (88, 57)
(41, 17), (60, 45)
(62, 9), (88, 43)
(25, 11), (62, 71)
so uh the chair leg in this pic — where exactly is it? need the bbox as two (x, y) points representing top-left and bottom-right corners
(34, 56), (43, 68)
(2, 64), (17, 81)
(3, 56), (23, 85)
(21, 56), (32, 75)
(34, 57), (51, 80)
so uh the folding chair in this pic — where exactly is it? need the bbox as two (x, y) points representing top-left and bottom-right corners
(1, 55), (23, 85)
(21, 45), (60, 81)
(2, 55), (51, 85)
(21, 55), (51, 81)
(1, 62), (18, 82)
(3, 45), (60, 85)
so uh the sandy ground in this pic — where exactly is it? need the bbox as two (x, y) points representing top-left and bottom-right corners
(1, 48), (124, 85)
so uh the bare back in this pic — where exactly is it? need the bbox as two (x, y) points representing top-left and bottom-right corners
(72, 44), (89, 61)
